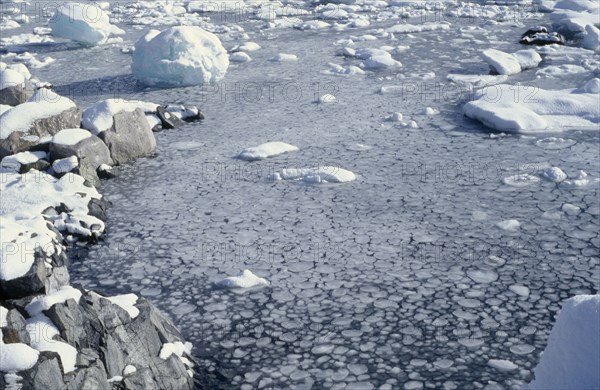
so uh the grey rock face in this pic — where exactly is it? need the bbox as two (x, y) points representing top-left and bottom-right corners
(6, 288), (194, 390)
(2, 308), (31, 344)
(0, 253), (46, 299)
(0, 79), (34, 106)
(0, 107), (82, 158)
(20, 352), (66, 390)
(98, 108), (157, 165)
(49, 133), (113, 186)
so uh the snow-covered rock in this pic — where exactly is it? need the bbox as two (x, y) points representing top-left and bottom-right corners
(0, 151), (49, 174)
(132, 26), (229, 87)
(0, 67), (33, 106)
(216, 269), (270, 289)
(238, 142), (299, 161)
(463, 79), (600, 133)
(48, 2), (124, 45)
(527, 295), (600, 389)
(49, 128), (113, 185)
(82, 99), (158, 135)
(0, 89), (81, 158)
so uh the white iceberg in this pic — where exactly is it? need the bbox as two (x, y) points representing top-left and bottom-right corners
(527, 295), (600, 389)
(132, 26), (229, 87)
(48, 3), (124, 45)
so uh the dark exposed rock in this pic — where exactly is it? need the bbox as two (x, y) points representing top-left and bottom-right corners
(0, 79), (34, 106)
(20, 351), (66, 390)
(0, 107), (82, 159)
(2, 308), (30, 344)
(157, 106), (186, 129)
(49, 132), (113, 187)
(87, 198), (111, 222)
(0, 253), (46, 299)
(520, 26), (565, 45)
(98, 108), (156, 165)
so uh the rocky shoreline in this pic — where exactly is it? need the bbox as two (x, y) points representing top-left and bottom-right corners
(1, 61), (200, 389)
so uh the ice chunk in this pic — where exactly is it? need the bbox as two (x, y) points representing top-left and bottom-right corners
(582, 24), (600, 51)
(512, 50), (542, 70)
(238, 142), (298, 161)
(272, 166), (356, 183)
(496, 219), (520, 231)
(527, 295), (600, 389)
(49, 3), (124, 45)
(230, 52), (251, 62)
(132, 26), (229, 87)
(464, 81), (600, 133)
(270, 53), (298, 62)
(488, 359), (518, 371)
(216, 269), (270, 289)
(318, 94), (337, 103)
(481, 49), (522, 75)
(541, 167), (567, 182)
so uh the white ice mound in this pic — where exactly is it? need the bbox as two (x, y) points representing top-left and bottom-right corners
(272, 166), (356, 183)
(216, 269), (269, 289)
(481, 49), (542, 75)
(132, 26), (229, 87)
(48, 3), (124, 45)
(238, 141), (299, 161)
(463, 79), (600, 133)
(527, 295), (600, 390)
(82, 98), (159, 134)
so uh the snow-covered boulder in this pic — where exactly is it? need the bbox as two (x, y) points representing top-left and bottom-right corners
(49, 128), (113, 185)
(527, 295), (599, 389)
(132, 26), (229, 87)
(0, 89), (81, 158)
(82, 99), (157, 165)
(0, 67), (33, 106)
(0, 151), (50, 174)
(48, 2), (124, 45)
(463, 79), (600, 133)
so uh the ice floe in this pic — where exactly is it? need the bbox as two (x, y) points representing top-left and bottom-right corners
(464, 79), (600, 133)
(238, 141), (299, 161)
(271, 166), (357, 183)
(216, 269), (270, 289)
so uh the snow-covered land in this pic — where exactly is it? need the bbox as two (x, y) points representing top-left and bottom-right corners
(1, 0), (598, 389)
